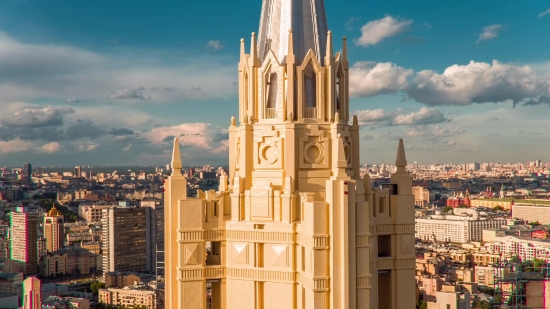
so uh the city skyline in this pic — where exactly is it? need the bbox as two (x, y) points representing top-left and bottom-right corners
(1, 0), (549, 166)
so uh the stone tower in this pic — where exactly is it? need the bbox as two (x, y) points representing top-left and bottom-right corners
(163, 0), (416, 308)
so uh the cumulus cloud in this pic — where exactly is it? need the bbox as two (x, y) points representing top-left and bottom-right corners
(355, 16), (413, 47)
(0, 106), (74, 127)
(109, 88), (151, 101)
(349, 60), (550, 106)
(355, 107), (447, 126)
(206, 40), (224, 50)
(349, 62), (413, 97)
(76, 142), (100, 152)
(0, 139), (36, 154)
(539, 8), (550, 17)
(42, 142), (61, 153)
(142, 123), (228, 151)
(408, 60), (549, 106)
(65, 119), (105, 140)
(476, 24), (502, 43)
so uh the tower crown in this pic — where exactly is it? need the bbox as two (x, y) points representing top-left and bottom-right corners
(258, 0), (328, 63)
(47, 204), (62, 217)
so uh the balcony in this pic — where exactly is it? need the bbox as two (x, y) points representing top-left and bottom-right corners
(304, 107), (317, 118)
(265, 108), (277, 119)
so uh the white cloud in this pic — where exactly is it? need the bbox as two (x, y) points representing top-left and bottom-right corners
(0, 32), (237, 103)
(0, 139), (36, 154)
(0, 105), (74, 127)
(206, 40), (224, 50)
(142, 123), (228, 150)
(349, 62), (413, 97)
(354, 107), (447, 126)
(66, 97), (81, 103)
(355, 16), (413, 47)
(476, 24), (502, 43)
(42, 142), (60, 153)
(539, 8), (550, 17)
(76, 142), (99, 152)
(408, 60), (549, 106)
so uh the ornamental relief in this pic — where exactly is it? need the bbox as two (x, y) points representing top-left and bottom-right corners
(254, 126), (283, 170)
(299, 126), (330, 169)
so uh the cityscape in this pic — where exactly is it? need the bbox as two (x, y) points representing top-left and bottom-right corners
(1, 0), (549, 309)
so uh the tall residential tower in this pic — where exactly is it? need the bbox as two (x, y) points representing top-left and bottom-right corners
(43, 205), (64, 253)
(164, 1), (416, 308)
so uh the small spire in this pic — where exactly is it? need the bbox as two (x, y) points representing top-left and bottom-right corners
(342, 36), (348, 62)
(334, 112), (340, 123)
(287, 29), (294, 56)
(240, 38), (246, 62)
(337, 134), (347, 168)
(353, 115), (358, 125)
(171, 137), (183, 176)
(396, 138), (407, 172)
(230, 116), (236, 127)
(325, 31), (333, 65)
(250, 32), (257, 59)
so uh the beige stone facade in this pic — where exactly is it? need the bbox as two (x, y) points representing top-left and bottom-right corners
(413, 186), (431, 207)
(99, 286), (155, 309)
(163, 1), (416, 308)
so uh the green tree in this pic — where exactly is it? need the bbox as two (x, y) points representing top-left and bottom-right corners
(442, 206), (453, 213)
(90, 281), (105, 294)
(493, 205), (503, 211)
(458, 204), (468, 208)
(416, 300), (427, 309)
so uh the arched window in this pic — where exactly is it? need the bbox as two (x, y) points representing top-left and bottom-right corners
(304, 65), (317, 108)
(336, 70), (342, 112)
(265, 72), (278, 119)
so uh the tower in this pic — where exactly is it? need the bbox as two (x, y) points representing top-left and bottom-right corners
(43, 204), (64, 252)
(164, 1), (415, 308)
(22, 277), (41, 309)
(9, 208), (39, 274)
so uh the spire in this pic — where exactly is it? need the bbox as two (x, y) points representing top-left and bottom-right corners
(396, 138), (407, 172)
(342, 36), (348, 62)
(250, 32), (258, 60)
(257, 0), (328, 63)
(240, 38), (246, 62)
(325, 30), (333, 65)
(171, 137), (183, 176)
(287, 29), (294, 57)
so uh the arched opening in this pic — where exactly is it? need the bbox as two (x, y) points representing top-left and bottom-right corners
(243, 72), (249, 120)
(303, 64), (317, 118)
(265, 71), (278, 118)
(336, 69), (343, 112)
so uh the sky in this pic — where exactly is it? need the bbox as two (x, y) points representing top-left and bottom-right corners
(0, 0), (549, 167)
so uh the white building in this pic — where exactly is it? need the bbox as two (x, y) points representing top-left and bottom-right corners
(416, 211), (507, 243)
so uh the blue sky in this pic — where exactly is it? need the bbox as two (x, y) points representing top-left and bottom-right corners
(0, 0), (549, 166)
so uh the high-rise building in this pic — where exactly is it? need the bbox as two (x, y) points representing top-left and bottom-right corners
(9, 208), (39, 274)
(74, 166), (82, 178)
(22, 163), (32, 184)
(163, 1), (416, 308)
(101, 207), (153, 274)
(43, 205), (64, 253)
(141, 200), (164, 273)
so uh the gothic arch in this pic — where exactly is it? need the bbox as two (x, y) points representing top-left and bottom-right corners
(297, 49), (324, 120)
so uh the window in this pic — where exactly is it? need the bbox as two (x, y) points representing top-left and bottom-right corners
(336, 70), (342, 111)
(304, 64), (317, 109)
(378, 235), (391, 258)
(266, 72), (278, 109)
(206, 242), (221, 266)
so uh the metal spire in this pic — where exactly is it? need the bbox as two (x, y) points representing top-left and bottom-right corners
(257, 0), (328, 63)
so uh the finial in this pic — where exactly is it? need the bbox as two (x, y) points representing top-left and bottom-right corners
(171, 137), (183, 175)
(396, 138), (407, 172)
(334, 112), (340, 123)
(240, 38), (246, 62)
(353, 115), (358, 125)
(342, 36), (348, 62)
(287, 112), (293, 123)
(250, 32), (257, 59)
(326, 31), (333, 65)
(243, 114), (248, 125)
(287, 29), (294, 56)
(230, 116), (236, 127)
